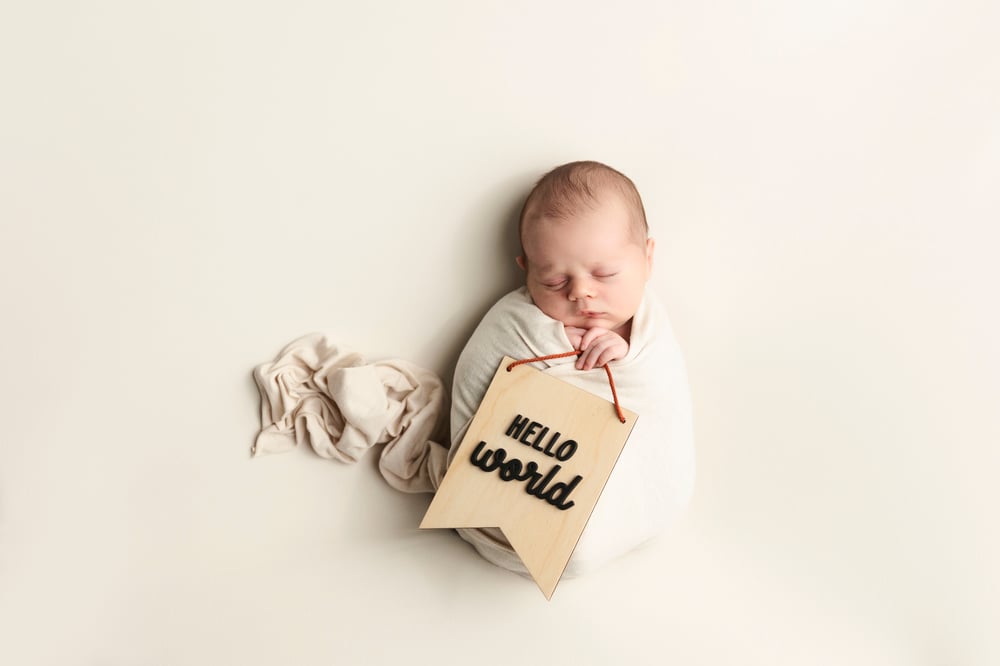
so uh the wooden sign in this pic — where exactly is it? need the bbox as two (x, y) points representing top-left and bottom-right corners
(421, 356), (637, 599)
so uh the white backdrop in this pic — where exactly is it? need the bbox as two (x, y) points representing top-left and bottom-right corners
(2, 1), (997, 664)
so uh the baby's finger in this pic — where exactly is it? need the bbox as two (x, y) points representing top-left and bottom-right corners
(564, 326), (587, 348)
(580, 326), (610, 350)
(574, 342), (597, 369)
(592, 344), (622, 369)
(588, 335), (630, 370)
(576, 336), (613, 370)
(575, 346), (596, 370)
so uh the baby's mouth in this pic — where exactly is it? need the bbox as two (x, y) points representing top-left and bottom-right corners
(579, 310), (604, 318)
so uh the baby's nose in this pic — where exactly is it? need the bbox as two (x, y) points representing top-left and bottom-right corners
(568, 278), (595, 300)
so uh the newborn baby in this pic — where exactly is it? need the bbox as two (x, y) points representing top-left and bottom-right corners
(450, 160), (695, 576)
(252, 160), (694, 580)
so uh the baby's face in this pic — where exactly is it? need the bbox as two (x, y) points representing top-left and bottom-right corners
(519, 195), (654, 339)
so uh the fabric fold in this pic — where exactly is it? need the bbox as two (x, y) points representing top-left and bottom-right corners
(252, 333), (448, 494)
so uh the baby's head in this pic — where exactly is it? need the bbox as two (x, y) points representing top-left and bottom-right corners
(516, 161), (654, 339)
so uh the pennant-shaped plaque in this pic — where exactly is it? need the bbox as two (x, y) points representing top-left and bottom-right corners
(420, 356), (637, 599)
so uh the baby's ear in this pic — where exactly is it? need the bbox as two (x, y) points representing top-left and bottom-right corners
(515, 255), (526, 271)
(645, 238), (656, 272)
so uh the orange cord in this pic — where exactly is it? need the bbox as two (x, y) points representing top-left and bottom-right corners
(506, 351), (627, 424)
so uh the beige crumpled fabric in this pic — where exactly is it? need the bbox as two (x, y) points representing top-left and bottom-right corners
(252, 333), (449, 493)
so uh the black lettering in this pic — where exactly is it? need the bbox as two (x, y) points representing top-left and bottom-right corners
(466, 445), (579, 512)
(541, 475), (583, 510)
(498, 458), (523, 481)
(518, 421), (541, 445)
(525, 464), (560, 497)
(542, 431), (561, 457)
(505, 414), (529, 440)
(530, 426), (548, 452)
(554, 439), (578, 462)
(515, 460), (541, 483)
(469, 441), (505, 472)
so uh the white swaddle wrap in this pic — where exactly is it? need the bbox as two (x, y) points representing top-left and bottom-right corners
(252, 286), (694, 576)
(448, 287), (695, 575)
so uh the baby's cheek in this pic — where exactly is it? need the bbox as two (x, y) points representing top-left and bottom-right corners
(534, 295), (567, 324)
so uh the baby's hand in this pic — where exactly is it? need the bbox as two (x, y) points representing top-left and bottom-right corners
(569, 326), (629, 371)
(563, 326), (588, 350)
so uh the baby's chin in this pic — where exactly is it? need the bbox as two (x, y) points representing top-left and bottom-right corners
(562, 315), (628, 334)
(533, 302), (628, 335)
